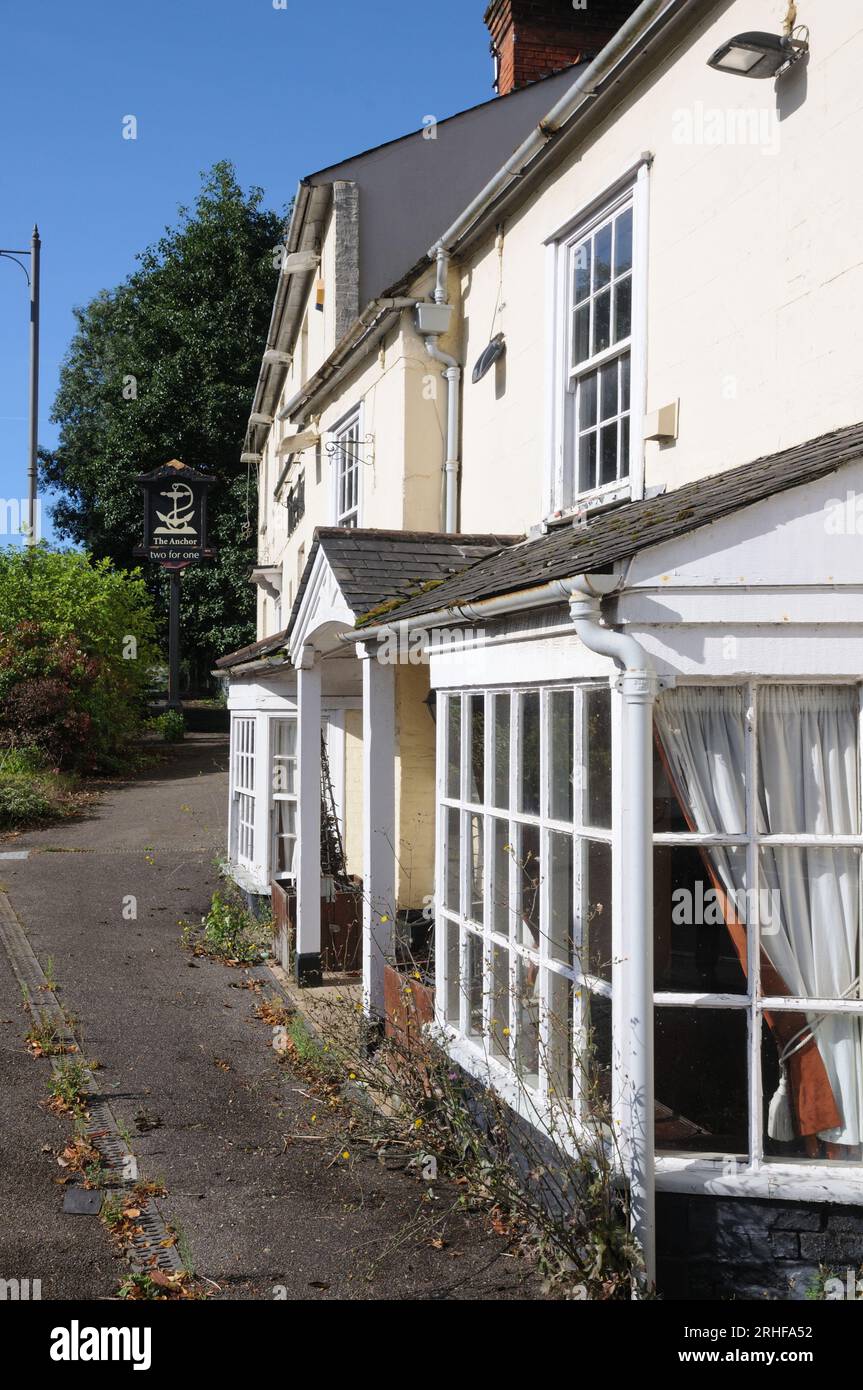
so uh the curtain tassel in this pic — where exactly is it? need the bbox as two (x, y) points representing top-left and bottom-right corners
(768, 1064), (796, 1142)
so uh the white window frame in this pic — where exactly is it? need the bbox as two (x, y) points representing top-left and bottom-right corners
(230, 716), (256, 870)
(653, 678), (863, 1181)
(270, 715), (298, 882)
(435, 684), (613, 1133)
(435, 675), (863, 1203)
(545, 159), (649, 520)
(329, 403), (363, 528)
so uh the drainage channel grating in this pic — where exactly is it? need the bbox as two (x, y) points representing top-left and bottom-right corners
(0, 889), (184, 1275)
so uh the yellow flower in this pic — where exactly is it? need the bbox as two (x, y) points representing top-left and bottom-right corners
(414, 1118), (423, 1129)
(502, 1027), (511, 1037)
(342, 1150), (350, 1160)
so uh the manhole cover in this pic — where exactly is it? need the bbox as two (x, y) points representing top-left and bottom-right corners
(63, 1187), (102, 1215)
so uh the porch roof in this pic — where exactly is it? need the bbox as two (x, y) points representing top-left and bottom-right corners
(215, 527), (515, 670)
(359, 420), (863, 626)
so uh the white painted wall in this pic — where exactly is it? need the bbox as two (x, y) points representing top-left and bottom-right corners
(457, 0), (863, 533)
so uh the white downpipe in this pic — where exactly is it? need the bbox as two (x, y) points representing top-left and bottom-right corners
(425, 248), (461, 533)
(565, 575), (657, 1291)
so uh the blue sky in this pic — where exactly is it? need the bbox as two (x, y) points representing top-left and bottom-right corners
(0, 0), (494, 543)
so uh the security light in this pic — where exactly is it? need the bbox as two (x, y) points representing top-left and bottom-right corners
(707, 31), (807, 79)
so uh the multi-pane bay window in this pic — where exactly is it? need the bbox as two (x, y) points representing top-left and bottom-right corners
(271, 718), (298, 880)
(439, 686), (613, 1116)
(332, 407), (361, 527)
(231, 717), (256, 868)
(654, 684), (863, 1167)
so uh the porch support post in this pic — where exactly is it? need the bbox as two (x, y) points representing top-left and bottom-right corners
(295, 651), (322, 988)
(617, 667), (659, 1291)
(358, 641), (396, 1027)
(567, 579), (658, 1291)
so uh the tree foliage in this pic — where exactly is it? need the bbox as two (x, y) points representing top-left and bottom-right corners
(40, 162), (284, 678)
(0, 545), (159, 769)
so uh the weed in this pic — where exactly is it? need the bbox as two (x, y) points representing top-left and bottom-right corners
(48, 1057), (89, 1112)
(184, 887), (271, 966)
(26, 1009), (75, 1058)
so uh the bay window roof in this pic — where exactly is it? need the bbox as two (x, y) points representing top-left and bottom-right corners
(370, 419), (863, 625)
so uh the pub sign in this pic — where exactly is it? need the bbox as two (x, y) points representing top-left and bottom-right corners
(136, 460), (214, 568)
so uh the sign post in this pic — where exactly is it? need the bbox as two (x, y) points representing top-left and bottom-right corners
(136, 460), (215, 711)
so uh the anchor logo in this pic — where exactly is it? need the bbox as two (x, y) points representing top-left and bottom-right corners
(153, 482), (198, 537)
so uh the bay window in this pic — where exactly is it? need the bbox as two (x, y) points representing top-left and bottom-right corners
(438, 685), (613, 1117)
(271, 717), (298, 880)
(654, 683), (863, 1166)
(439, 677), (863, 1178)
(230, 716), (256, 868)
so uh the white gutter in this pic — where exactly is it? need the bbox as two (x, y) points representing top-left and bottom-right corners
(429, 0), (675, 258)
(348, 569), (658, 1288)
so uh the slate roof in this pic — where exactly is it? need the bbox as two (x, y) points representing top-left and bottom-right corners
(216, 528), (515, 670)
(362, 421), (863, 626)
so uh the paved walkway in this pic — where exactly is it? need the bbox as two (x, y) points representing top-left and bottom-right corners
(0, 736), (531, 1301)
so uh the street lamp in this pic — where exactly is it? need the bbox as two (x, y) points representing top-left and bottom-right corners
(0, 226), (40, 545)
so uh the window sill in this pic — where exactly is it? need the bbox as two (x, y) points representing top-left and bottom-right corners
(544, 483), (633, 530)
(433, 1029), (863, 1204)
(655, 1154), (863, 1205)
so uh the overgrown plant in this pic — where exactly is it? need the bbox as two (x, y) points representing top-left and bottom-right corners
(182, 885), (271, 965)
(278, 976), (648, 1300)
(151, 709), (185, 743)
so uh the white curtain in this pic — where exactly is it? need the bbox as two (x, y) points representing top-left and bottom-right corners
(655, 685), (863, 1149)
(758, 686), (861, 1148)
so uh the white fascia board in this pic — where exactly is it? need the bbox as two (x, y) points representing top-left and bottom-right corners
(289, 549), (356, 664)
(227, 676), (298, 711)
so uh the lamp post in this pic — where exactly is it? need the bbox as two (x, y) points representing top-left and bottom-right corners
(0, 226), (40, 545)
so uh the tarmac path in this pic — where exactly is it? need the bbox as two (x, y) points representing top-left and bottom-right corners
(0, 735), (532, 1301)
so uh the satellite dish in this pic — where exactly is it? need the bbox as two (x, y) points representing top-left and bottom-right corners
(472, 333), (506, 384)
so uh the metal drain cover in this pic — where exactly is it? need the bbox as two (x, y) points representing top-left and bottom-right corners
(63, 1187), (102, 1215)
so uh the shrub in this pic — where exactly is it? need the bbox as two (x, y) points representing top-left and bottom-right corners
(0, 545), (159, 770)
(152, 709), (185, 742)
(0, 746), (47, 776)
(0, 774), (54, 828)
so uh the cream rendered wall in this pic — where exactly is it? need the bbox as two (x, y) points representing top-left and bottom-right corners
(457, 0), (863, 536)
(259, 267), (448, 613)
(394, 663), (436, 910)
(342, 709), (364, 877)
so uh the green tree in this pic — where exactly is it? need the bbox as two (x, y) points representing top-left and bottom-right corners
(0, 544), (159, 769)
(40, 162), (284, 681)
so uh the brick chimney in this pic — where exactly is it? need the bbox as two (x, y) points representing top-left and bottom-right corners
(485, 0), (644, 95)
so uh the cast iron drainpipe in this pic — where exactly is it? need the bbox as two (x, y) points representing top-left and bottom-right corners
(564, 575), (658, 1291)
